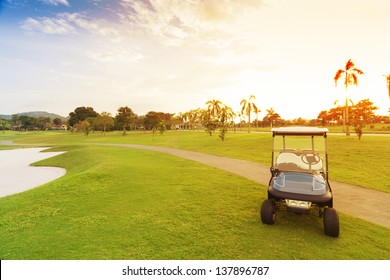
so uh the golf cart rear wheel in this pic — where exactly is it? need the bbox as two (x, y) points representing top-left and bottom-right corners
(261, 199), (277, 225)
(323, 208), (339, 237)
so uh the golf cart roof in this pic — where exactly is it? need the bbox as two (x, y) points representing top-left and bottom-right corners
(272, 127), (328, 136)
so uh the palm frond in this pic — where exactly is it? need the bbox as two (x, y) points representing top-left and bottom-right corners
(352, 73), (359, 85)
(334, 69), (344, 85)
(354, 68), (364, 75)
(240, 99), (247, 114)
(345, 59), (355, 70)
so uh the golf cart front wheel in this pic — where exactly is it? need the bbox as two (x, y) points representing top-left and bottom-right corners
(323, 208), (339, 237)
(261, 199), (277, 225)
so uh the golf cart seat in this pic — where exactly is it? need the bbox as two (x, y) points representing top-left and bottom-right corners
(276, 152), (301, 170)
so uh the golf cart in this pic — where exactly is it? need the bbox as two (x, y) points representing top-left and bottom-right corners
(260, 127), (339, 237)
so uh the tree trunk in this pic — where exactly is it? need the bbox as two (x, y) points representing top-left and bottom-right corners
(344, 81), (350, 136)
(345, 98), (350, 136)
(248, 115), (251, 133)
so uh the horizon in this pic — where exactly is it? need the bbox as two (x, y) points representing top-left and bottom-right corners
(0, 103), (388, 122)
(1, 0), (389, 120)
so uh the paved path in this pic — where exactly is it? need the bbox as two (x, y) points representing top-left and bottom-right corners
(99, 143), (390, 228)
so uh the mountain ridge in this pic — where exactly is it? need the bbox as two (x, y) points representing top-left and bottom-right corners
(0, 111), (67, 121)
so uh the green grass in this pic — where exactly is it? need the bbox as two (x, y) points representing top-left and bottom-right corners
(3, 130), (388, 192)
(0, 145), (389, 260)
(326, 124), (390, 134)
(327, 136), (389, 190)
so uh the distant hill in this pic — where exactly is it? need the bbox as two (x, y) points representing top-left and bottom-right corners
(0, 111), (67, 121)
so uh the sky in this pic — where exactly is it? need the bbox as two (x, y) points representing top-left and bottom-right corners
(0, 0), (389, 120)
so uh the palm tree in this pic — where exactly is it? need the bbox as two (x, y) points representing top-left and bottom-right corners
(236, 111), (243, 131)
(224, 106), (235, 124)
(175, 112), (185, 129)
(206, 99), (222, 119)
(334, 59), (364, 135)
(253, 107), (261, 131)
(240, 95), (258, 133)
(191, 108), (203, 131)
(187, 109), (201, 130)
(264, 107), (280, 128)
(218, 105), (234, 141)
(182, 111), (190, 130)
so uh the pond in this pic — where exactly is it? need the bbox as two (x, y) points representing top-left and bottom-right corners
(0, 147), (66, 197)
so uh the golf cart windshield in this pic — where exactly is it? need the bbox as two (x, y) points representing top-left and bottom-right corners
(272, 127), (328, 175)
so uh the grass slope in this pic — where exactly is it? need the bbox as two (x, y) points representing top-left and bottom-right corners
(0, 145), (389, 260)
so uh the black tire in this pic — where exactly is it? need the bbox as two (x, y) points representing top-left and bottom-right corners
(323, 208), (339, 237)
(261, 199), (277, 225)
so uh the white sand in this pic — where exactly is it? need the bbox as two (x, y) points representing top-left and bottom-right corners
(0, 147), (66, 197)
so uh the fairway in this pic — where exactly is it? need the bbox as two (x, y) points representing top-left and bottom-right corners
(0, 142), (389, 260)
(4, 130), (389, 192)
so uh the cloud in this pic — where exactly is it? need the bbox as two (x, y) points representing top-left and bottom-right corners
(118, 0), (263, 47)
(61, 12), (122, 41)
(40, 0), (70, 7)
(19, 0), (263, 47)
(20, 12), (123, 42)
(20, 16), (75, 34)
(85, 49), (144, 63)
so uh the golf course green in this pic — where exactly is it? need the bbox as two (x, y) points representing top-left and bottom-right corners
(0, 130), (389, 259)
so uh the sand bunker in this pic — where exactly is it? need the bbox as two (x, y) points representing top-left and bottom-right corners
(0, 147), (66, 198)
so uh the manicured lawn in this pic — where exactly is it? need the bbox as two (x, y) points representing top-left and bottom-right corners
(0, 145), (389, 260)
(326, 123), (390, 134)
(1, 130), (389, 192)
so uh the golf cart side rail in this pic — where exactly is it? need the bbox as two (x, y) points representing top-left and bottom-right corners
(272, 127), (328, 136)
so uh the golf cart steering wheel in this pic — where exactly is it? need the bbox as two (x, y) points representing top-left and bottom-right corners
(301, 153), (321, 165)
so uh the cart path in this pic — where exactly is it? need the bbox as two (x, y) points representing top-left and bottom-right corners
(99, 143), (390, 228)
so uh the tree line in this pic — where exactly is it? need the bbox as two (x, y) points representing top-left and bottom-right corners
(66, 94), (386, 141)
(0, 114), (64, 132)
(67, 106), (174, 136)
(65, 101), (282, 140)
(0, 97), (387, 140)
